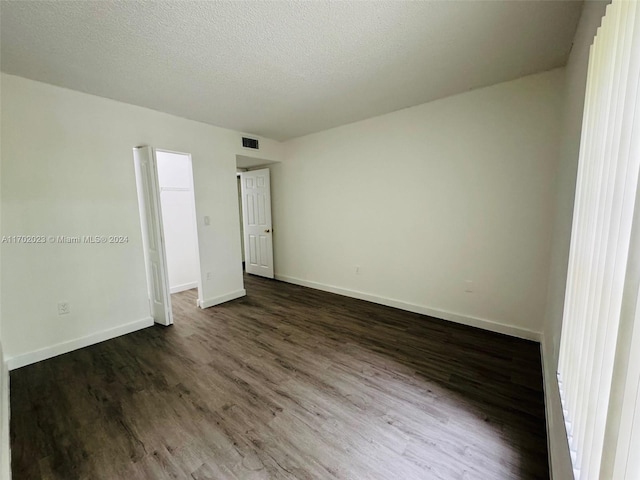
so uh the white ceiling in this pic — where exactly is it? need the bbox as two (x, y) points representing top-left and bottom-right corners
(236, 155), (278, 170)
(0, 1), (583, 141)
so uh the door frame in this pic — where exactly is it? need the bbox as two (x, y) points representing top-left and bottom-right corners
(155, 148), (203, 307)
(134, 146), (173, 326)
(134, 146), (203, 325)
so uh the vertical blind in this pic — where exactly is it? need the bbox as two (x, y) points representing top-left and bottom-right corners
(558, 1), (640, 479)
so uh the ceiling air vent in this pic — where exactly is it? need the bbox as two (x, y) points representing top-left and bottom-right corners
(242, 137), (259, 149)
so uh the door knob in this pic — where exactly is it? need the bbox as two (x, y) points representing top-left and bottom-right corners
(264, 229), (270, 233)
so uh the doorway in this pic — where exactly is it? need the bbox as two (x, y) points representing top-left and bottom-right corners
(237, 172), (245, 272)
(156, 150), (201, 296)
(134, 146), (202, 326)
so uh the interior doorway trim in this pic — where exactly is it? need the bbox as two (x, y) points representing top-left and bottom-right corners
(134, 146), (203, 326)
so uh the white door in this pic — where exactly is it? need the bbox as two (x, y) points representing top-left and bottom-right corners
(241, 168), (274, 278)
(133, 146), (173, 326)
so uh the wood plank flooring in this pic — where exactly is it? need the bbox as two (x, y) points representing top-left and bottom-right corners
(10, 274), (548, 479)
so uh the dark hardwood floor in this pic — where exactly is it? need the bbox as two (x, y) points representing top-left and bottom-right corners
(10, 274), (548, 479)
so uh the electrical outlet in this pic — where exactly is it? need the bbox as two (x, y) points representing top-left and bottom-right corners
(57, 302), (70, 315)
(204, 216), (210, 226)
(206, 272), (213, 280)
(464, 280), (473, 293)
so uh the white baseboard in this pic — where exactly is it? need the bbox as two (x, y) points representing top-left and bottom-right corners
(275, 274), (541, 342)
(200, 289), (246, 309)
(170, 282), (198, 294)
(0, 342), (11, 480)
(6, 317), (154, 371)
(540, 335), (574, 480)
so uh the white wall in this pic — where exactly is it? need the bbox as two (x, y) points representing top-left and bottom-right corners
(273, 69), (564, 339)
(0, 73), (11, 477)
(0, 73), (282, 368)
(542, 1), (609, 478)
(156, 151), (200, 294)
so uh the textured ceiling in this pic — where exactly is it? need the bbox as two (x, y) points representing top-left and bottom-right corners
(0, 1), (583, 141)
